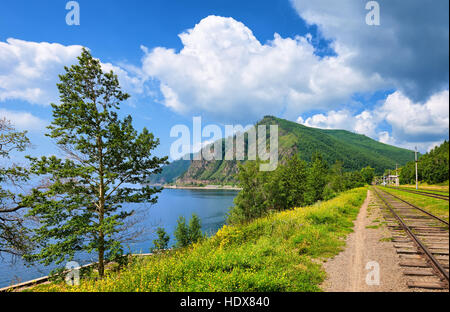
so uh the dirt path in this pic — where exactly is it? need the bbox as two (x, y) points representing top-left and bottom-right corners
(321, 189), (411, 292)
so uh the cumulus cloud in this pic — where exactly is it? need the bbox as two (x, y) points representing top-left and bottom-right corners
(298, 108), (380, 139)
(0, 38), (83, 105)
(0, 108), (47, 132)
(0, 38), (145, 106)
(297, 90), (449, 151)
(379, 90), (449, 144)
(291, 0), (449, 102)
(141, 15), (384, 122)
(378, 131), (396, 145)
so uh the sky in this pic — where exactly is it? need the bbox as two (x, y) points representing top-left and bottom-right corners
(0, 0), (448, 162)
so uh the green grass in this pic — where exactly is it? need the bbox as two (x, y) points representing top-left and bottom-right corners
(379, 186), (449, 222)
(395, 186), (449, 196)
(399, 184), (449, 194)
(28, 187), (368, 292)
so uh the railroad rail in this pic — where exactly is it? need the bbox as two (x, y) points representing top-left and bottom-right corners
(385, 186), (449, 201)
(373, 187), (449, 290)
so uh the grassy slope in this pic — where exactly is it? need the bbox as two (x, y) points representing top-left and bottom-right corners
(30, 187), (368, 292)
(379, 186), (449, 222)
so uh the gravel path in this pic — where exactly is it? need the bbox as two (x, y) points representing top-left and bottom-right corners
(321, 189), (411, 292)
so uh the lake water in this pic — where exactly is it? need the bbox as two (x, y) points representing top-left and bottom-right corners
(0, 188), (238, 288)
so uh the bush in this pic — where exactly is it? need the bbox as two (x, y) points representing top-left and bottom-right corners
(174, 214), (203, 248)
(188, 214), (203, 244)
(174, 216), (190, 248)
(152, 227), (170, 251)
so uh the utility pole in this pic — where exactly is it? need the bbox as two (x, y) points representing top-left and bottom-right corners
(395, 164), (399, 186)
(415, 146), (418, 190)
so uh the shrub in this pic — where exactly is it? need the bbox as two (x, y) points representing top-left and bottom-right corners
(175, 214), (203, 248)
(152, 227), (170, 251)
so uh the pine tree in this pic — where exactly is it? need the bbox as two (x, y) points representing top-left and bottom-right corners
(22, 49), (167, 277)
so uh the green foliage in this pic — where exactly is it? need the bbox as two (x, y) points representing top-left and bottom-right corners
(21, 49), (167, 277)
(188, 214), (203, 244)
(400, 141), (449, 184)
(174, 216), (190, 248)
(227, 160), (270, 224)
(174, 214), (203, 248)
(305, 153), (329, 204)
(360, 166), (375, 185)
(152, 227), (170, 251)
(267, 156), (309, 211)
(323, 163), (369, 201)
(0, 119), (32, 257)
(229, 152), (369, 224)
(31, 188), (367, 292)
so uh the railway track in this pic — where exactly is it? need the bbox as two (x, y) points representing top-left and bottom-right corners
(373, 187), (449, 290)
(385, 186), (449, 201)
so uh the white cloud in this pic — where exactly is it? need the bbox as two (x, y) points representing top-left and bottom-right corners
(378, 131), (395, 145)
(0, 108), (47, 132)
(379, 90), (449, 143)
(0, 38), (83, 105)
(298, 109), (378, 138)
(297, 90), (449, 152)
(141, 15), (384, 122)
(290, 0), (449, 102)
(0, 38), (145, 106)
(300, 110), (352, 130)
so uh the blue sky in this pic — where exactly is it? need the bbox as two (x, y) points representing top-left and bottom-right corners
(0, 0), (448, 160)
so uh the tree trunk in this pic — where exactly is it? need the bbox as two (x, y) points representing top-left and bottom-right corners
(98, 231), (105, 277)
(97, 135), (105, 278)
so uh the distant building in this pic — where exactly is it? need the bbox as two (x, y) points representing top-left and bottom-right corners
(386, 174), (400, 186)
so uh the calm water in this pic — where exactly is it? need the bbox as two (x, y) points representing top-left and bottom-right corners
(0, 188), (238, 288)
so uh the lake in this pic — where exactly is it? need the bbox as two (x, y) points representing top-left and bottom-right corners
(0, 188), (238, 288)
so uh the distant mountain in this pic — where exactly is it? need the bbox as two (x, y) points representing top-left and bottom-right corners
(157, 116), (414, 185)
(149, 158), (191, 184)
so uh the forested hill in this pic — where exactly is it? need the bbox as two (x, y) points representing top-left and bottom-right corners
(400, 141), (449, 184)
(152, 116), (414, 184)
(263, 116), (413, 172)
(149, 157), (191, 184)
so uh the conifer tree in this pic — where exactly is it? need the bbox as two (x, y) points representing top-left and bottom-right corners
(22, 49), (167, 277)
